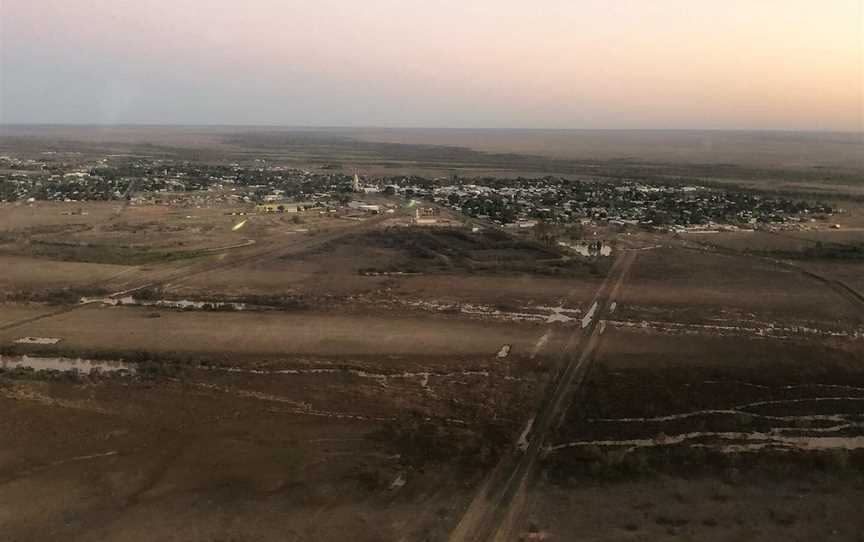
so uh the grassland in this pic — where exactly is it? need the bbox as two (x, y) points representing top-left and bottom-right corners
(1, 131), (863, 541)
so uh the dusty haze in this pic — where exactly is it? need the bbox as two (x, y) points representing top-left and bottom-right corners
(1, 125), (861, 171)
(1, 0), (861, 131)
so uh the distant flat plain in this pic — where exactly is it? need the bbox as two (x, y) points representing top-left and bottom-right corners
(346, 127), (864, 170)
(2, 125), (861, 171)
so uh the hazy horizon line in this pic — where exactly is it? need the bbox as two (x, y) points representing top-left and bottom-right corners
(1, 123), (862, 136)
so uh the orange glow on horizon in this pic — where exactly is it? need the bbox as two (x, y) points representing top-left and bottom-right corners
(1, 0), (861, 130)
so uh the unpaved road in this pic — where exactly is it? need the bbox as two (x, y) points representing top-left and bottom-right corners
(447, 251), (638, 542)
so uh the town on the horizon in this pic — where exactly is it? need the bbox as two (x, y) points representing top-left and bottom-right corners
(0, 154), (838, 235)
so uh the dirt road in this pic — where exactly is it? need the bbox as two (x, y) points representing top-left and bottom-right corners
(447, 251), (638, 542)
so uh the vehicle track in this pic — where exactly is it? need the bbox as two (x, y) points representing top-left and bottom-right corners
(447, 251), (638, 542)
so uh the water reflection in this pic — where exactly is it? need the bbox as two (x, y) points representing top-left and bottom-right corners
(0, 355), (136, 374)
(558, 240), (613, 257)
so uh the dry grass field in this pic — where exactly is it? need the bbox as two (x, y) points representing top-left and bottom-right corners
(517, 241), (864, 541)
(3, 196), (864, 540)
(1, 130), (863, 540)
(0, 196), (591, 541)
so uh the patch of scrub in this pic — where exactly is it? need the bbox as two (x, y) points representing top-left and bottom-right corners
(389, 473), (407, 490)
(0, 355), (136, 374)
(200, 365), (495, 398)
(15, 337), (62, 345)
(192, 382), (391, 422)
(704, 380), (864, 394)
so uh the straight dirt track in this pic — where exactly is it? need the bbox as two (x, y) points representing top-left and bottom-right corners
(448, 251), (638, 542)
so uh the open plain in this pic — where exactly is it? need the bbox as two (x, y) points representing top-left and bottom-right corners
(1, 128), (863, 541)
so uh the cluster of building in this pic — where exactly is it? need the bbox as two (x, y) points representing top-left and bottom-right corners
(0, 154), (833, 231)
(383, 177), (834, 230)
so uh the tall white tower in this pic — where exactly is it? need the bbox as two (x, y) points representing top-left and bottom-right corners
(352, 173), (361, 193)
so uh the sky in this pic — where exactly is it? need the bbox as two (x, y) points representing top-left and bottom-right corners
(1, 0), (862, 130)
